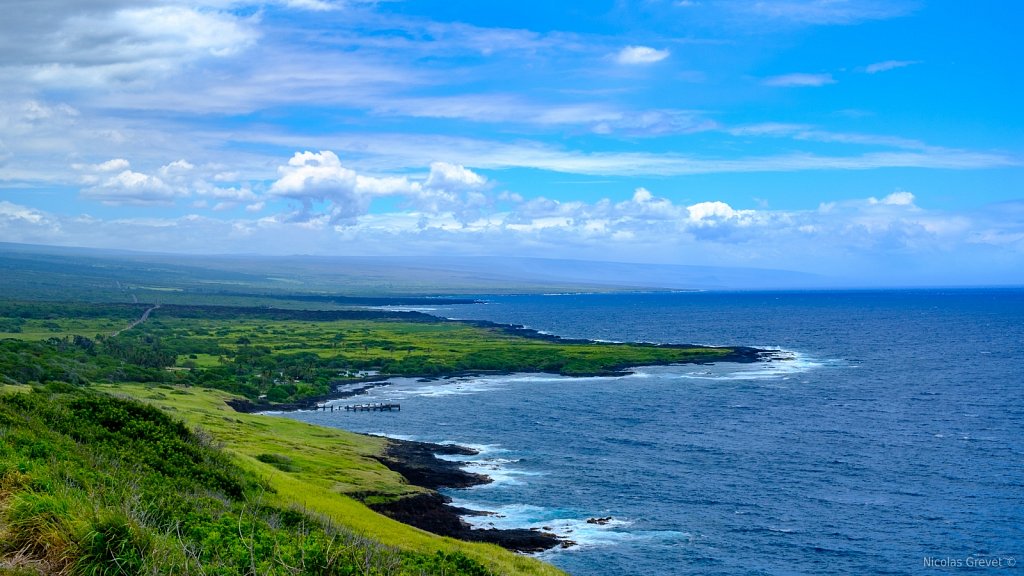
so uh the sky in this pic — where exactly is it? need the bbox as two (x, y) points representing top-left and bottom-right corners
(0, 0), (1021, 285)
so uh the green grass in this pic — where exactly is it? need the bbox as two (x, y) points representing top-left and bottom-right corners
(0, 318), (124, 341)
(0, 385), (564, 575)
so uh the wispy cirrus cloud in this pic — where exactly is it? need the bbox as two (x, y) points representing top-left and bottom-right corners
(363, 94), (715, 136)
(728, 123), (937, 151)
(763, 73), (836, 87)
(220, 132), (1017, 177)
(284, 0), (341, 11)
(864, 59), (920, 74)
(738, 0), (917, 25)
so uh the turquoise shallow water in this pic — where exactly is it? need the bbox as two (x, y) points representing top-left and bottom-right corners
(281, 289), (1024, 575)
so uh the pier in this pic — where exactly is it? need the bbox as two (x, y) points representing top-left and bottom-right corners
(318, 402), (400, 412)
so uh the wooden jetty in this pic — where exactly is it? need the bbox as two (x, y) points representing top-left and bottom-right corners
(318, 403), (400, 412)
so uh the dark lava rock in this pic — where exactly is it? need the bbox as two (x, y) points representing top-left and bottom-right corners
(374, 439), (487, 490)
(369, 492), (560, 553)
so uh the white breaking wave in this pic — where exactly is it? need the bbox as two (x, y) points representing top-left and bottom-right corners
(363, 432), (418, 441)
(323, 349), (832, 405)
(433, 444), (543, 487)
(658, 349), (829, 381)
(409, 380), (510, 397)
(446, 499), (691, 551)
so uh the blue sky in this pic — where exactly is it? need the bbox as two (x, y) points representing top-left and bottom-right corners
(0, 0), (1021, 285)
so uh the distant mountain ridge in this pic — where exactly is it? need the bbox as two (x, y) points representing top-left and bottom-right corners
(0, 242), (833, 300)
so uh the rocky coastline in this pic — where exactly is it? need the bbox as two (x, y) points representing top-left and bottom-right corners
(222, 319), (777, 552)
(369, 439), (563, 553)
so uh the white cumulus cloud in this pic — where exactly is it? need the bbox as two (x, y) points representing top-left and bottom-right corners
(869, 190), (915, 206)
(81, 170), (183, 206)
(269, 151), (493, 223)
(269, 150), (369, 222)
(425, 162), (488, 191)
(98, 158), (131, 172)
(271, 151), (358, 197)
(159, 159), (195, 177)
(687, 201), (755, 226)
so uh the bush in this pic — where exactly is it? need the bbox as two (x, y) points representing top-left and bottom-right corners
(255, 453), (298, 473)
(405, 551), (495, 576)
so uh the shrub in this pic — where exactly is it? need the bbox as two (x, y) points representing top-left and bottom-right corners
(255, 453), (298, 473)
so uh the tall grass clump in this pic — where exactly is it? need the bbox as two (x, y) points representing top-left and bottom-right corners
(74, 511), (150, 576)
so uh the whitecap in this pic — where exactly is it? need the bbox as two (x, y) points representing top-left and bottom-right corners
(675, 349), (831, 382)
(462, 464), (543, 487)
(446, 500), (691, 551)
(364, 432), (419, 441)
(434, 446), (540, 487)
(435, 442), (507, 455)
(398, 379), (510, 398)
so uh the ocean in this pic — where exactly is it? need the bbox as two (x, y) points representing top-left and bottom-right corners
(280, 289), (1024, 575)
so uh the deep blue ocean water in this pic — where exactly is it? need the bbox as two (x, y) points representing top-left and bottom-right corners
(280, 290), (1024, 575)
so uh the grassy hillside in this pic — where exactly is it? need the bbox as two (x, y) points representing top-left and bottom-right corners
(0, 384), (562, 575)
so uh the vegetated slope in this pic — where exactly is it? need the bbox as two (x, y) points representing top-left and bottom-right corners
(0, 385), (557, 576)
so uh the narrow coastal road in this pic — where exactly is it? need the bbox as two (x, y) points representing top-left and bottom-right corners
(111, 304), (160, 337)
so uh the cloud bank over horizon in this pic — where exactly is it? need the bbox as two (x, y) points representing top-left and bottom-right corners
(0, 0), (1021, 285)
